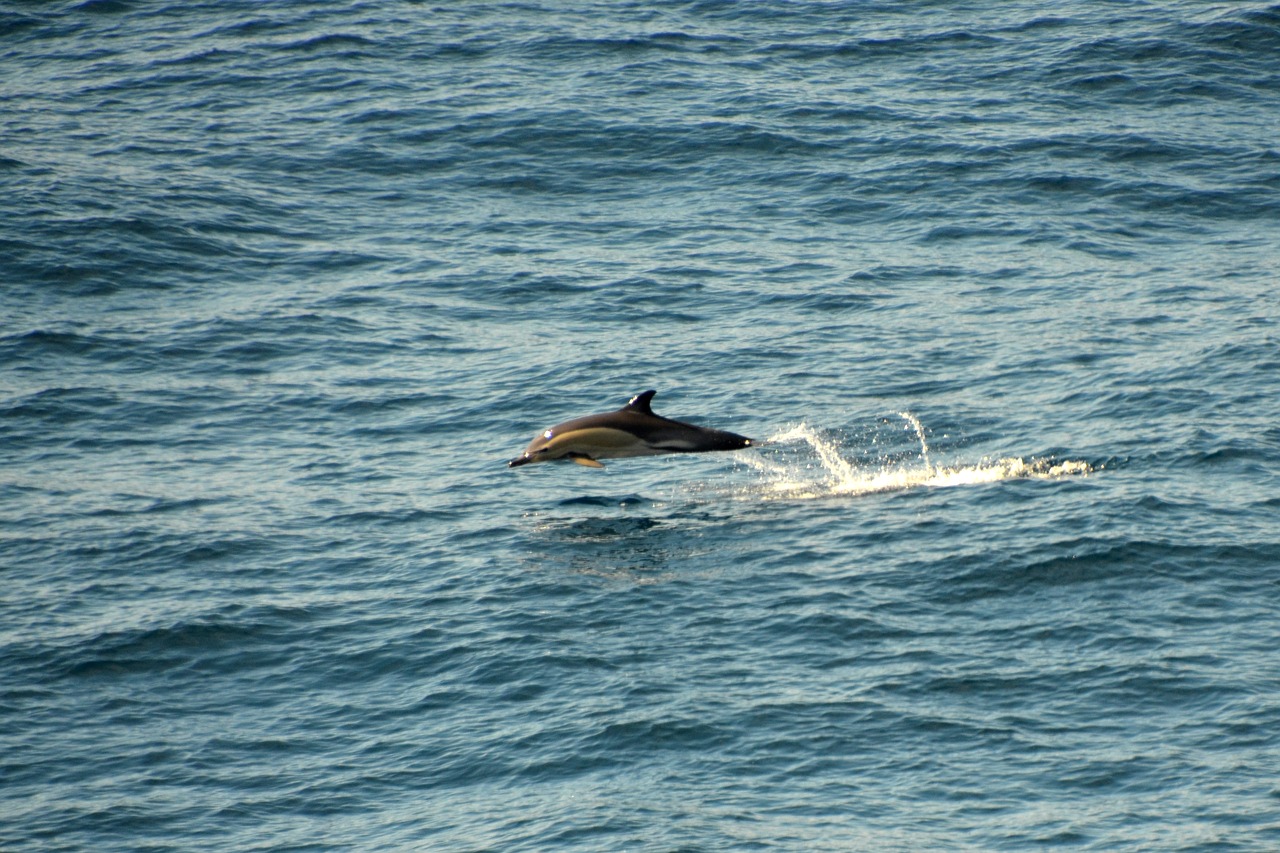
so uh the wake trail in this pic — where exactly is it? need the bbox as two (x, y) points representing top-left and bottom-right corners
(738, 414), (1094, 500)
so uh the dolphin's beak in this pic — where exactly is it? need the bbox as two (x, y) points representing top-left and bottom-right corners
(508, 455), (531, 468)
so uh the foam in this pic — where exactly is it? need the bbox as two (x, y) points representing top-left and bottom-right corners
(738, 416), (1094, 501)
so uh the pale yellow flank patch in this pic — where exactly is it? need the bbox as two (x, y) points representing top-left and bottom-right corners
(545, 427), (639, 455)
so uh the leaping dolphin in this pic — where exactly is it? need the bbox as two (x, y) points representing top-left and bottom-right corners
(508, 390), (753, 469)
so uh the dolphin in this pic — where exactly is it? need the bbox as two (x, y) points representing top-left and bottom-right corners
(508, 390), (753, 469)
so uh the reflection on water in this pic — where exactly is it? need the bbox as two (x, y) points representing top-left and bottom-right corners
(521, 501), (683, 581)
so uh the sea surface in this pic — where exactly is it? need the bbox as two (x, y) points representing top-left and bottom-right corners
(3, 1), (1280, 850)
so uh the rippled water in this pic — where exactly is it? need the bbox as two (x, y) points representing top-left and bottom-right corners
(4, 1), (1280, 850)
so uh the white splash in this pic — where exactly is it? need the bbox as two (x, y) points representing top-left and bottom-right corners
(738, 415), (1093, 501)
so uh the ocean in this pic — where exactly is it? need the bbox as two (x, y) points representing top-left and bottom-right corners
(3, 1), (1280, 850)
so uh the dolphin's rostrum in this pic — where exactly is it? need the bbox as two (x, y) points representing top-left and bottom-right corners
(508, 390), (753, 469)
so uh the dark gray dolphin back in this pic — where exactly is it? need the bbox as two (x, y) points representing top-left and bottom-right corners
(623, 390), (752, 452)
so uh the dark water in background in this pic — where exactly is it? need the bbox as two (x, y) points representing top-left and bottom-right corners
(3, 1), (1280, 849)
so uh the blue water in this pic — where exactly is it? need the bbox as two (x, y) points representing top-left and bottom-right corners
(4, 1), (1280, 849)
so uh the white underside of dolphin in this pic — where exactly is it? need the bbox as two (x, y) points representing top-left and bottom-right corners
(508, 390), (753, 469)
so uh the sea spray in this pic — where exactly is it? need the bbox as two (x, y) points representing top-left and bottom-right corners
(898, 411), (933, 475)
(739, 414), (1093, 501)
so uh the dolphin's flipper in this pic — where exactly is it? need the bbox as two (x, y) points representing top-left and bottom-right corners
(569, 455), (605, 468)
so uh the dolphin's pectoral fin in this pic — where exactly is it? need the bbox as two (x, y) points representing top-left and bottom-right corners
(569, 454), (605, 468)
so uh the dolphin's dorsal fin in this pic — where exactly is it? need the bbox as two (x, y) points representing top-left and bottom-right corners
(624, 390), (657, 415)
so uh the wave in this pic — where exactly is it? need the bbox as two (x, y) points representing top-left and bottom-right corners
(737, 414), (1095, 500)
